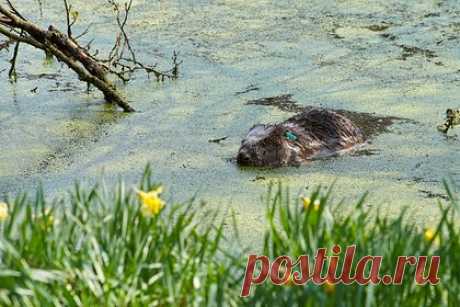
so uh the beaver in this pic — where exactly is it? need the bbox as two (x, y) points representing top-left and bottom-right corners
(237, 108), (365, 167)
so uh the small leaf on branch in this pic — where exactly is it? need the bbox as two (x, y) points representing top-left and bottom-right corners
(71, 10), (79, 23)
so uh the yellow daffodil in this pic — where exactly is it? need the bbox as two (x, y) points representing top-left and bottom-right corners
(41, 214), (55, 229)
(323, 279), (336, 294)
(136, 186), (165, 217)
(313, 199), (321, 211)
(424, 228), (440, 246)
(0, 202), (8, 221)
(301, 197), (311, 210)
(33, 209), (55, 229)
(424, 228), (435, 241)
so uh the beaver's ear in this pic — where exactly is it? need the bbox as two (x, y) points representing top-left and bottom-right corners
(244, 124), (273, 143)
(247, 124), (272, 136)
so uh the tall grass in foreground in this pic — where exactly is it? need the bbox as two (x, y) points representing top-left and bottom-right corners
(249, 184), (459, 307)
(0, 167), (242, 306)
(0, 166), (458, 306)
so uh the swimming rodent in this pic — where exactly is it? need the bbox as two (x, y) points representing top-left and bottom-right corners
(237, 108), (365, 167)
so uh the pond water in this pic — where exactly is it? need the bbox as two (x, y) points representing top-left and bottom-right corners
(1, 0), (460, 247)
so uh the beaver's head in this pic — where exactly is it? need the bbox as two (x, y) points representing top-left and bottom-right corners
(237, 124), (304, 167)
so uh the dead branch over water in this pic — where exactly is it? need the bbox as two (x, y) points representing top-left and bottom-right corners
(0, 1), (180, 112)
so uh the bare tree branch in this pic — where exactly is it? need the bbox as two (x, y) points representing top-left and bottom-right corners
(0, 1), (181, 111)
(0, 2), (134, 111)
(0, 25), (44, 49)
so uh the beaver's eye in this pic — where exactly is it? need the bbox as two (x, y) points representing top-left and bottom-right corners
(284, 130), (298, 141)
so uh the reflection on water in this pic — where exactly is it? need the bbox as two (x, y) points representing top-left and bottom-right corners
(1, 0), (460, 247)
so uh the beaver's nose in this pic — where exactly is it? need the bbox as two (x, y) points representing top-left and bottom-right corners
(237, 152), (251, 165)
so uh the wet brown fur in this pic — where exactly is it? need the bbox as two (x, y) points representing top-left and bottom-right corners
(237, 108), (365, 167)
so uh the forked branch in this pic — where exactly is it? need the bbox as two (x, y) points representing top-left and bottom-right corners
(0, 1), (181, 112)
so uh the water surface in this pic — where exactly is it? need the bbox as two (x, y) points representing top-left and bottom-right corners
(1, 0), (460, 247)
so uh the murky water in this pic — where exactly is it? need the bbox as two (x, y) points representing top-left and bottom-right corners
(1, 0), (460, 247)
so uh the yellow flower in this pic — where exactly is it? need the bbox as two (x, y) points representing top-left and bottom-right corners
(424, 228), (435, 241)
(136, 186), (165, 217)
(424, 228), (440, 245)
(301, 197), (311, 210)
(33, 209), (55, 229)
(323, 280), (335, 294)
(0, 202), (8, 221)
(313, 199), (321, 211)
(41, 214), (55, 229)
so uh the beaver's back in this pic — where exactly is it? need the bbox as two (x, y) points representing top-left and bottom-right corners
(286, 108), (365, 157)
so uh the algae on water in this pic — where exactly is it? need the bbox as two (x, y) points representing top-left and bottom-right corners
(1, 0), (460, 246)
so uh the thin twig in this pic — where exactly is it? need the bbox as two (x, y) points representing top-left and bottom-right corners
(5, 0), (26, 20)
(8, 40), (19, 81)
(209, 136), (228, 143)
(74, 23), (92, 40)
(103, 0), (179, 82)
(63, 0), (72, 37)
(7, 27), (23, 82)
